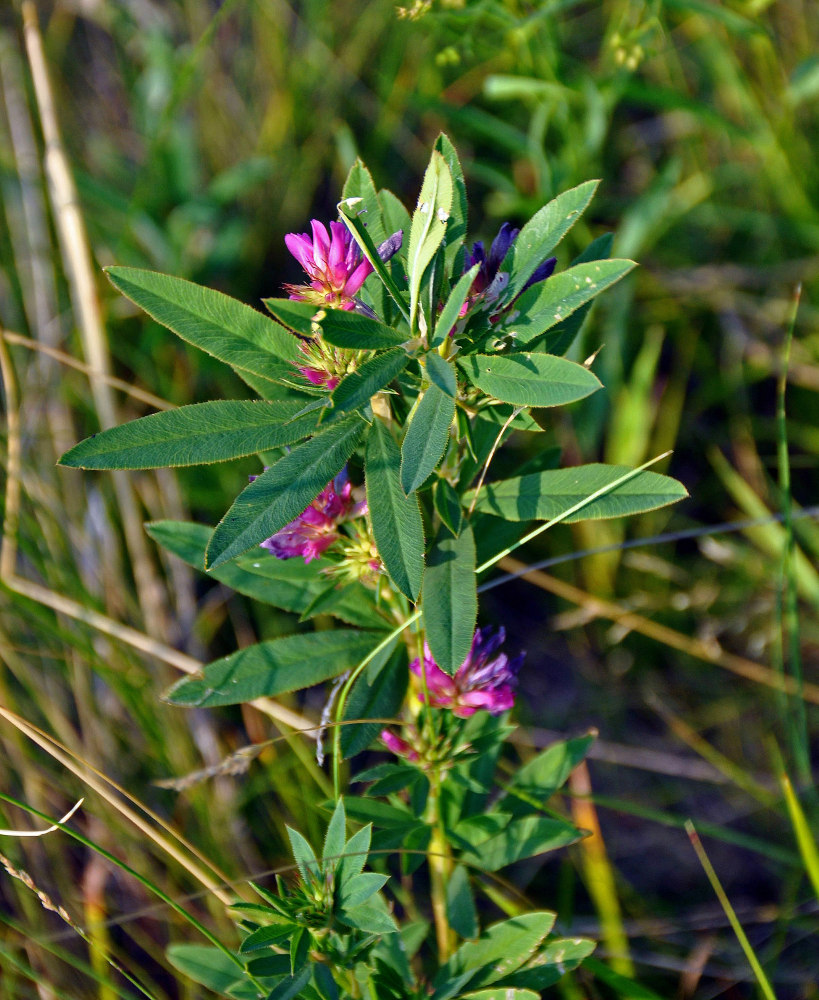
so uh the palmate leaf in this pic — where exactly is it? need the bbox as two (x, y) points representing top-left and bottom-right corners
(206, 414), (366, 569)
(422, 525), (477, 676)
(263, 298), (408, 349)
(165, 630), (384, 707)
(146, 520), (389, 629)
(366, 419), (425, 600)
(59, 400), (320, 470)
(105, 267), (300, 387)
(465, 464), (688, 522)
(507, 258), (636, 346)
(498, 180), (599, 302)
(459, 353), (601, 408)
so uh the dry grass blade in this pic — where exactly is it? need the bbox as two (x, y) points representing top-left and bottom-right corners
(20, 0), (168, 636)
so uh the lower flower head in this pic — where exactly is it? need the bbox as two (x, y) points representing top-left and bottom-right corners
(411, 626), (524, 718)
(259, 468), (367, 563)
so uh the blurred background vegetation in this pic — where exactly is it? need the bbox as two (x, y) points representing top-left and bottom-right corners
(0, 0), (817, 997)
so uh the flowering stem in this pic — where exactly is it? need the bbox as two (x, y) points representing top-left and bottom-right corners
(426, 767), (456, 963)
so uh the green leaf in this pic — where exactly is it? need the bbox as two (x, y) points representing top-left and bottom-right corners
(435, 913), (556, 994)
(166, 945), (244, 994)
(446, 865), (478, 940)
(147, 520), (388, 628)
(287, 828), (320, 885)
(407, 151), (453, 330)
(366, 419), (425, 600)
(433, 264), (479, 347)
(422, 525), (477, 676)
(400, 384), (455, 495)
(501, 734), (595, 812)
(499, 181), (599, 302)
(458, 814), (584, 871)
(337, 872), (389, 910)
(462, 991), (538, 1000)
(540, 233), (614, 356)
(339, 200), (410, 321)
(459, 353), (601, 408)
(433, 134), (468, 274)
(263, 298), (408, 350)
(341, 646), (408, 759)
(465, 464), (689, 522)
(496, 937), (596, 990)
(59, 400), (320, 470)
(337, 897), (397, 935)
(105, 267), (299, 386)
(267, 965), (311, 1000)
(322, 799), (347, 871)
(434, 480), (463, 537)
(330, 349), (408, 419)
(336, 822), (372, 888)
(239, 924), (293, 953)
(424, 351), (457, 396)
(206, 415), (366, 568)
(164, 630), (384, 707)
(508, 259), (636, 346)
(343, 159), (387, 247)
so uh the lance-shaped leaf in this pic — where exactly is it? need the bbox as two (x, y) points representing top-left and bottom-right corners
(458, 814), (584, 872)
(460, 353), (601, 408)
(342, 159), (387, 248)
(433, 264), (479, 347)
(406, 151), (453, 330)
(434, 133), (468, 274)
(263, 298), (408, 350)
(424, 351), (457, 396)
(464, 464), (688, 522)
(423, 525), (477, 676)
(495, 937), (596, 991)
(507, 259), (636, 346)
(339, 199), (410, 321)
(59, 400), (321, 470)
(400, 384), (455, 495)
(206, 415), (366, 568)
(498, 181), (599, 302)
(146, 520), (389, 629)
(105, 267), (300, 385)
(366, 419), (425, 600)
(341, 645), (407, 759)
(165, 630), (383, 706)
(329, 349), (409, 419)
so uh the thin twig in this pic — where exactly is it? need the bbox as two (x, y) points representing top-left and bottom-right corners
(467, 405), (522, 517)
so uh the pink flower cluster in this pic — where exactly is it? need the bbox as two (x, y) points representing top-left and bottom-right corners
(284, 221), (373, 312)
(261, 469), (366, 563)
(411, 627), (523, 718)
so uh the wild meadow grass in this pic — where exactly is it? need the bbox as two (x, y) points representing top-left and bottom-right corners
(0, 1), (817, 997)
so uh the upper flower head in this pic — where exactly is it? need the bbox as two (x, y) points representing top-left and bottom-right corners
(260, 468), (367, 562)
(411, 626), (524, 718)
(285, 220), (374, 311)
(284, 221), (403, 313)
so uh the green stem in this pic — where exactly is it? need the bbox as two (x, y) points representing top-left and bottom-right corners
(425, 767), (455, 963)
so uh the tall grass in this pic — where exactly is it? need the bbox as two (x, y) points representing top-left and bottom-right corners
(1, 0), (817, 996)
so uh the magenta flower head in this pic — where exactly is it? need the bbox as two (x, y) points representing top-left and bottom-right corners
(284, 221), (403, 313)
(380, 729), (420, 763)
(411, 626), (524, 718)
(259, 468), (367, 563)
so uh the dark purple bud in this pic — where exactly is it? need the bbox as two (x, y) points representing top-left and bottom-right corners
(377, 230), (403, 263)
(522, 255), (557, 291)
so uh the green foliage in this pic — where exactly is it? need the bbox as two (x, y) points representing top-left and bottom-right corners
(459, 353), (602, 408)
(423, 525), (478, 676)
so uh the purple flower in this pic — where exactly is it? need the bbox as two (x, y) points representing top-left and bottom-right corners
(284, 220), (402, 313)
(260, 469), (367, 563)
(465, 222), (557, 298)
(411, 626), (524, 718)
